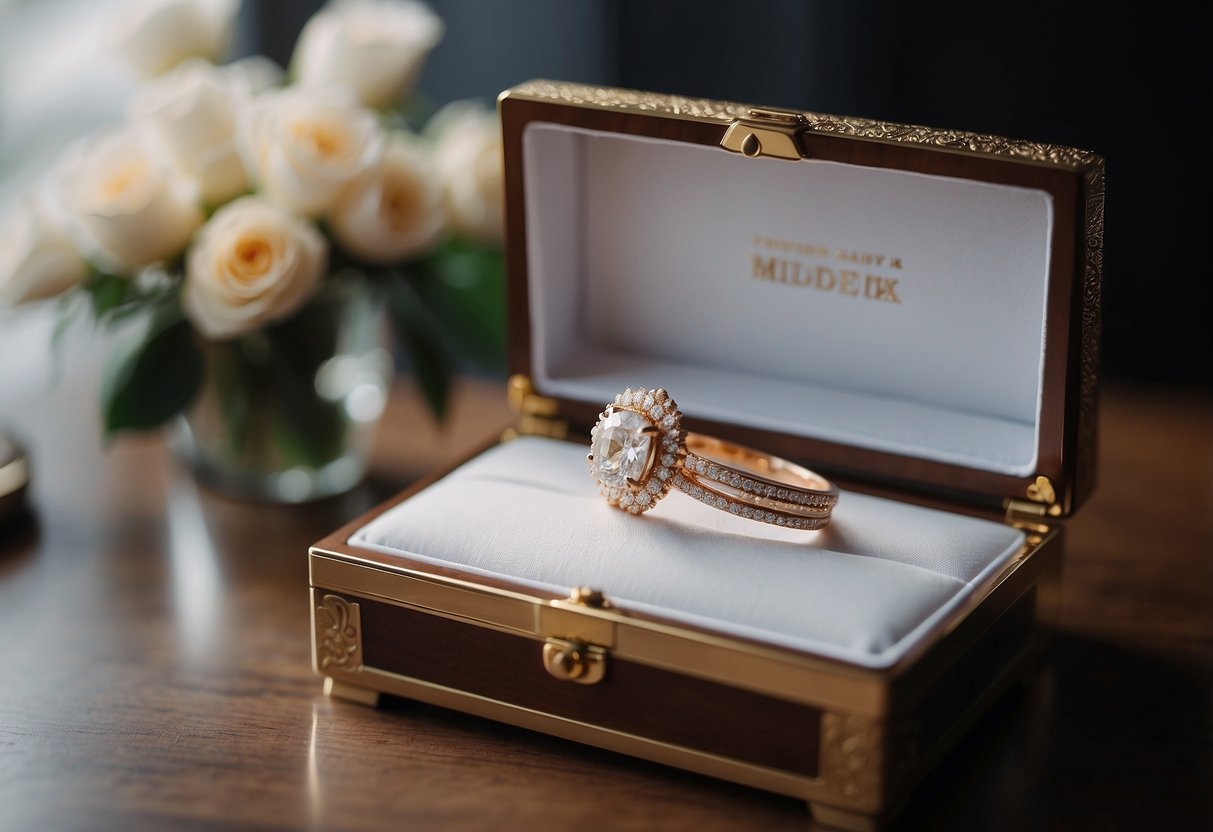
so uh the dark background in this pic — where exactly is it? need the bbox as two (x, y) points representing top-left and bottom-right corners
(249, 0), (1212, 388)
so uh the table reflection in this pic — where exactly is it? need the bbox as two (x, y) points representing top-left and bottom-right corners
(165, 468), (222, 663)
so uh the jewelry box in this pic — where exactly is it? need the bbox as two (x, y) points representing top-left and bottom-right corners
(309, 81), (1104, 830)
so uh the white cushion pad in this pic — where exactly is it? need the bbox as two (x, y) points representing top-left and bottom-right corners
(351, 437), (1025, 669)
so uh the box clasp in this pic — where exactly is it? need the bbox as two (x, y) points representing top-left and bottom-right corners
(540, 587), (613, 685)
(543, 639), (607, 684)
(720, 107), (809, 161)
(1004, 475), (1062, 532)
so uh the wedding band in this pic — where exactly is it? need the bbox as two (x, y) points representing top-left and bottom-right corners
(588, 387), (838, 530)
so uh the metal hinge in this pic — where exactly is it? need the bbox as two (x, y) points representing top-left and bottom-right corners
(720, 107), (809, 160)
(541, 587), (613, 685)
(1004, 475), (1062, 532)
(507, 374), (568, 440)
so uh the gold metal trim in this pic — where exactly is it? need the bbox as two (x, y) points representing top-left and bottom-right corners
(542, 586), (618, 646)
(323, 676), (380, 707)
(313, 593), (363, 673)
(311, 554), (539, 634)
(325, 663), (830, 804)
(503, 80), (1102, 170)
(500, 80), (750, 125)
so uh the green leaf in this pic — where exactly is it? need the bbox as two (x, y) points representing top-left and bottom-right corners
(415, 239), (506, 372)
(263, 314), (349, 468)
(101, 312), (204, 436)
(85, 271), (133, 320)
(48, 289), (87, 388)
(386, 279), (452, 422)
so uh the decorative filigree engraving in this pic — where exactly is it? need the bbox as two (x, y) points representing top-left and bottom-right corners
(819, 713), (884, 806)
(800, 114), (1101, 169)
(1076, 164), (1105, 505)
(507, 79), (750, 123)
(315, 594), (362, 672)
(507, 81), (1103, 169)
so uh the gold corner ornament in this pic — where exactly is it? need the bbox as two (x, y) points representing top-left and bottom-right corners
(818, 712), (884, 808)
(315, 594), (363, 672)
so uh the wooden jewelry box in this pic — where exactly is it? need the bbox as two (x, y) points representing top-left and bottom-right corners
(309, 81), (1104, 830)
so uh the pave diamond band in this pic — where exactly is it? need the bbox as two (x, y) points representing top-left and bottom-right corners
(588, 386), (838, 530)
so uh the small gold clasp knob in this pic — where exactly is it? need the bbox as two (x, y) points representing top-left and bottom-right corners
(569, 586), (612, 609)
(543, 638), (607, 685)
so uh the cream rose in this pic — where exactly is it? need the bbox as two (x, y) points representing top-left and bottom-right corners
(330, 136), (445, 264)
(129, 59), (255, 206)
(293, 0), (443, 110)
(428, 101), (504, 245)
(240, 86), (384, 218)
(61, 129), (204, 275)
(113, 0), (240, 77)
(0, 195), (88, 307)
(182, 196), (327, 339)
(223, 55), (286, 95)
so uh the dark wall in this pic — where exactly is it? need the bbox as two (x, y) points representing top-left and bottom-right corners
(251, 0), (1213, 388)
(613, 2), (1212, 388)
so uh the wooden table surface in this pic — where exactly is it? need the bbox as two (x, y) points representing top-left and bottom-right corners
(0, 379), (1209, 832)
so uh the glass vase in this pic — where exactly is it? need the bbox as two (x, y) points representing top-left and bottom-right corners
(173, 275), (391, 503)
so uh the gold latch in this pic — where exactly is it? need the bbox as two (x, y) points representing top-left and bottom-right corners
(507, 374), (568, 440)
(540, 586), (613, 685)
(1004, 475), (1063, 532)
(720, 107), (809, 160)
(542, 639), (607, 685)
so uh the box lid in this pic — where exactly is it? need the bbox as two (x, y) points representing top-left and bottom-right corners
(499, 80), (1104, 515)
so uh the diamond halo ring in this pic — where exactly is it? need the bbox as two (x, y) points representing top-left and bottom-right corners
(588, 387), (838, 530)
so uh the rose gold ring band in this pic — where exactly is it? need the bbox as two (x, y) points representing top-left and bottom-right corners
(674, 434), (838, 529)
(588, 386), (838, 531)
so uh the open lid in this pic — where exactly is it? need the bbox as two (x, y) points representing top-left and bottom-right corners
(499, 81), (1104, 515)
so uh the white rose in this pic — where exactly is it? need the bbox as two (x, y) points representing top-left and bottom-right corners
(182, 196), (327, 339)
(330, 136), (445, 264)
(293, 0), (443, 110)
(0, 195), (88, 307)
(113, 0), (241, 77)
(240, 86), (384, 218)
(60, 129), (204, 275)
(223, 55), (286, 95)
(428, 101), (503, 246)
(129, 59), (255, 206)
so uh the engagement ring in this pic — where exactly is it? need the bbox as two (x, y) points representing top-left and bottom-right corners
(588, 387), (838, 530)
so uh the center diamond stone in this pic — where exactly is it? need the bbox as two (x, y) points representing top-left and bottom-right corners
(592, 409), (653, 488)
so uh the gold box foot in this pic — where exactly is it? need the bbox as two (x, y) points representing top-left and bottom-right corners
(808, 803), (880, 832)
(323, 676), (381, 707)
